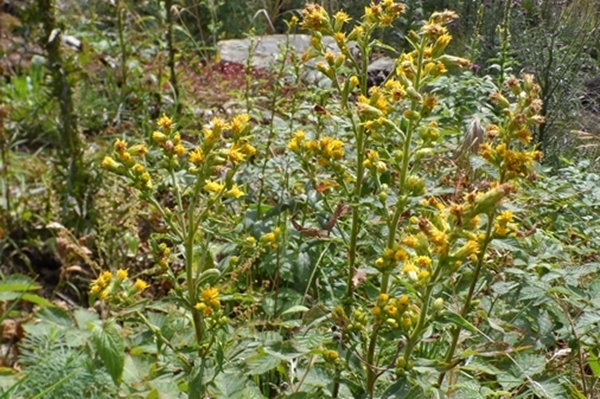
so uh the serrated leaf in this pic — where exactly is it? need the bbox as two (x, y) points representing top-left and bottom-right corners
(238, 386), (264, 399)
(497, 370), (523, 391)
(513, 353), (546, 377)
(529, 378), (565, 399)
(91, 322), (125, 386)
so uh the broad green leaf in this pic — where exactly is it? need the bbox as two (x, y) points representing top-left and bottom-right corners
(36, 306), (72, 327)
(209, 372), (264, 399)
(245, 352), (281, 375)
(91, 322), (125, 386)
(440, 311), (478, 333)
(73, 307), (99, 330)
(20, 293), (55, 308)
(461, 360), (501, 375)
(0, 275), (40, 292)
(588, 351), (600, 376)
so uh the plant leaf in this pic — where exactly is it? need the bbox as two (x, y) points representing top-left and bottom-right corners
(91, 322), (125, 386)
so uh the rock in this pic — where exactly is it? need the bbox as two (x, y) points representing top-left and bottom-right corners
(218, 34), (396, 88)
(218, 34), (341, 69)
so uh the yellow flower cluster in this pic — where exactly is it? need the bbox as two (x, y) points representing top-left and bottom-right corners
(152, 115), (186, 162)
(375, 243), (408, 272)
(371, 293), (412, 330)
(494, 210), (515, 236)
(89, 269), (148, 302)
(478, 74), (544, 180)
(363, 150), (387, 174)
(195, 286), (221, 317)
(260, 227), (282, 249)
(155, 242), (171, 270)
(363, 0), (406, 27)
(300, 3), (332, 34)
(102, 138), (151, 191)
(204, 180), (245, 199)
(287, 131), (345, 167)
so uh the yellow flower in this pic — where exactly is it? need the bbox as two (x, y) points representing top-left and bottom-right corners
(497, 210), (514, 225)
(128, 144), (148, 156)
(132, 163), (145, 175)
(189, 148), (205, 165)
(386, 305), (398, 317)
(204, 180), (225, 193)
(90, 284), (102, 295)
(402, 317), (412, 329)
(210, 117), (229, 135)
(116, 269), (128, 281)
(134, 279), (149, 292)
(394, 249), (407, 262)
(453, 240), (480, 259)
(173, 144), (186, 156)
(201, 287), (220, 308)
(99, 271), (113, 285)
(334, 31), (346, 45)
(195, 302), (207, 312)
(333, 10), (351, 26)
(231, 114), (250, 137)
(114, 138), (128, 153)
(239, 143), (256, 156)
(398, 295), (410, 306)
(371, 306), (382, 316)
(301, 3), (331, 33)
(320, 137), (344, 160)
(402, 261), (418, 274)
(152, 131), (167, 143)
(402, 235), (417, 248)
(261, 232), (276, 243)
(415, 256), (432, 268)
(99, 289), (109, 301)
(157, 114), (173, 130)
(225, 185), (244, 199)
(227, 145), (246, 164)
(101, 156), (120, 171)
(431, 229), (448, 249)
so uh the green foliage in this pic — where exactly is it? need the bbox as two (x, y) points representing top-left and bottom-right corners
(2, 307), (116, 398)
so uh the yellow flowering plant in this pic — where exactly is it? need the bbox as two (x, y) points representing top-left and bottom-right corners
(101, 112), (255, 351)
(285, 2), (544, 397)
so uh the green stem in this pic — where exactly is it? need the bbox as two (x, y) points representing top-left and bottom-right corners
(381, 37), (426, 294)
(116, 0), (127, 99)
(365, 324), (382, 397)
(185, 170), (209, 346)
(437, 213), (495, 386)
(344, 123), (365, 314)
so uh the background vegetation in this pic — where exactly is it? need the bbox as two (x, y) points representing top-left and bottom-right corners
(1, 0), (600, 398)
